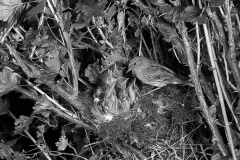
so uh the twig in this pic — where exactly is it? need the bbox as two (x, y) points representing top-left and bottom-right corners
(13, 80), (93, 129)
(150, 28), (158, 63)
(46, 0), (79, 97)
(8, 111), (52, 160)
(178, 22), (228, 156)
(222, 2), (240, 92)
(87, 26), (99, 44)
(203, 23), (235, 158)
(206, 8), (240, 92)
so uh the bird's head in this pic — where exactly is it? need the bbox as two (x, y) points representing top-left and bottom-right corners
(128, 56), (146, 73)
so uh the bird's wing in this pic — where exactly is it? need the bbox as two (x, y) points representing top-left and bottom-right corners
(143, 62), (177, 83)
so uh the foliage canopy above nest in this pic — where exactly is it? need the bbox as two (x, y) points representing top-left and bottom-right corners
(0, 0), (240, 159)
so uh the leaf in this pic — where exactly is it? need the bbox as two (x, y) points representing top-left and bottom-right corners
(0, 0), (25, 23)
(117, 11), (124, 31)
(0, 68), (18, 94)
(62, 11), (71, 31)
(0, 144), (12, 159)
(170, 6), (185, 23)
(33, 95), (53, 118)
(85, 62), (100, 84)
(156, 23), (179, 42)
(207, 0), (225, 7)
(26, 0), (46, 17)
(56, 132), (68, 151)
(45, 49), (61, 73)
(75, 0), (107, 22)
(180, 6), (208, 24)
(0, 97), (9, 115)
(14, 115), (34, 134)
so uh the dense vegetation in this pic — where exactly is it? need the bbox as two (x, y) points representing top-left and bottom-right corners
(0, 0), (240, 159)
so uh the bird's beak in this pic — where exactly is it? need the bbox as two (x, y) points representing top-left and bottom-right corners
(127, 67), (132, 73)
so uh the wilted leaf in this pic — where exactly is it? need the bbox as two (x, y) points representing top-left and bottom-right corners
(0, 68), (18, 94)
(0, 0), (25, 23)
(26, 0), (46, 17)
(180, 6), (208, 24)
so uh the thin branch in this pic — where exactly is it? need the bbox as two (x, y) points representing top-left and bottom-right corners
(46, 0), (79, 97)
(9, 111), (52, 160)
(178, 22), (228, 156)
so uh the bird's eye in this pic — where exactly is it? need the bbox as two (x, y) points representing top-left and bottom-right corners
(133, 62), (136, 65)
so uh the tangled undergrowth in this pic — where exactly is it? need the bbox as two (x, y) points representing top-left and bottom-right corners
(1, 0), (240, 160)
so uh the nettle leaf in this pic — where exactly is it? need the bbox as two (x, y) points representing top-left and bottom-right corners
(0, 68), (18, 94)
(14, 115), (34, 134)
(0, 0), (25, 23)
(26, 0), (46, 17)
(207, 0), (225, 7)
(180, 6), (208, 24)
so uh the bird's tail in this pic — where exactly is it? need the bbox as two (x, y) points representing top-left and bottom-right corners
(173, 77), (194, 87)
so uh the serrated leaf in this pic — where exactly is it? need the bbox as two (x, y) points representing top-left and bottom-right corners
(56, 132), (68, 151)
(207, 0), (225, 7)
(0, 68), (18, 94)
(14, 115), (33, 134)
(0, 0), (25, 23)
(26, 0), (46, 17)
(181, 6), (208, 24)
